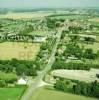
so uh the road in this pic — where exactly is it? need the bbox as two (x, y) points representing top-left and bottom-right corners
(21, 28), (62, 100)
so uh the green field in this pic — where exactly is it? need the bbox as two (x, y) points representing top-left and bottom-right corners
(29, 30), (47, 36)
(0, 12), (52, 19)
(31, 86), (97, 100)
(0, 42), (40, 60)
(0, 87), (26, 100)
(51, 15), (89, 20)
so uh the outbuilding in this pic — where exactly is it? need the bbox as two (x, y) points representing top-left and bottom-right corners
(17, 78), (27, 85)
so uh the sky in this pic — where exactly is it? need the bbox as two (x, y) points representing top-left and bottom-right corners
(0, 0), (99, 8)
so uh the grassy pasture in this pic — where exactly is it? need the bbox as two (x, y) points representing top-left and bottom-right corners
(31, 86), (96, 100)
(0, 42), (40, 60)
(0, 12), (52, 19)
(0, 86), (26, 100)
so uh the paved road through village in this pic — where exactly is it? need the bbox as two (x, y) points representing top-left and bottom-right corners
(21, 28), (62, 100)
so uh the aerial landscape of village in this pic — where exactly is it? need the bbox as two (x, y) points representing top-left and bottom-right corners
(0, 0), (99, 100)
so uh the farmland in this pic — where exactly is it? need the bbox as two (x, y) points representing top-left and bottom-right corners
(0, 8), (99, 100)
(0, 12), (52, 19)
(0, 42), (40, 60)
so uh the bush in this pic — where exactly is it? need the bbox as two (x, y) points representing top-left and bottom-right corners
(0, 80), (7, 87)
(52, 61), (94, 70)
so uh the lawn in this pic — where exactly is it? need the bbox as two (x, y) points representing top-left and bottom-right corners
(0, 42), (40, 60)
(30, 86), (97, 100)
(0, 86), (26, 100)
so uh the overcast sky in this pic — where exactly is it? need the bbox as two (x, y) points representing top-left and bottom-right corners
(0, 0), (99, 8)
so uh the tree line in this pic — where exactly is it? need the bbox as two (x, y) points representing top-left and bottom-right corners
(54, 78), (99, 98)
(0, 59), (37, 76)
(52, 61), (99, 70)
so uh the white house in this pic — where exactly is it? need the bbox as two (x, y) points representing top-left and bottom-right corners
(34, 36), (47, 42)
(17, 78), (27, 85)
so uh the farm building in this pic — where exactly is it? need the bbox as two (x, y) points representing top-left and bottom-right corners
(17, 78), (27, 85)
(34, 36), (46, 42)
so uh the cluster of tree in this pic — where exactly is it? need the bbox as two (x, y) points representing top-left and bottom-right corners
(64, 42), (83, 59)
(46, 18), (56, 29)
(68, 26), (83, 33)
(35, 37), (56, 70)
(46, 18), (64, 29)
(0, 72), (18, 87)
(0, 24), (3, 29)
(52, 61), (99, 70)
(84, 37), (95, 43)
(20, 24), (34, 35)
(73, 80), (99, 98)
(62, 42), (98, 60)
(54, 79), (99, 98)
(83, 48), (96, 59)
(69, 35), (95, 43)
(69, 35), (80, 42)
(0, 34), (34, 43)
(0, 59), (37, 76)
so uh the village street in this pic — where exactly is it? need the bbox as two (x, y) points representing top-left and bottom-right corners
(21, 28), (63, 100)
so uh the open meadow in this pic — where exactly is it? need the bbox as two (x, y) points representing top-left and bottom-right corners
(0, 42), (40, 60)
(31, 86), (97, 100)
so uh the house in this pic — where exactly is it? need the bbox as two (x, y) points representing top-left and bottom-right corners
(17, 78), (27, 85)
(34, 36), (47, 42)
(67, 55), (78, 60)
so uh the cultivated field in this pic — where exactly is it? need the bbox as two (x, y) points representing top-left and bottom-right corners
(0, 87), (26, 100)
(31, 86), (97, 100)
(0, 12), (52, 19)
(89, 18), (99, 22)
(0, 42), (40, 60)
(51, 69), (99, 82)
